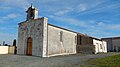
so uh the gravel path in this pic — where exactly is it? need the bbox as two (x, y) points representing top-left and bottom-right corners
(0, 52), (119, 67)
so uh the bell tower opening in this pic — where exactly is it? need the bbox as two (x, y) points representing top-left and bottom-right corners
(26, 3), (38, 20)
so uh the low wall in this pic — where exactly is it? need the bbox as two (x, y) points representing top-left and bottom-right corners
(0, 46), (15, 54)
(0, 46), (9, 54)
(8, 46), (15, 54)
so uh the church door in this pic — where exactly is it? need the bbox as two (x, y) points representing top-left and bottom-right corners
(26, 37), (32, 56)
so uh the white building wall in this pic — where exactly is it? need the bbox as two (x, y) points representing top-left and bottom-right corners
(102, 41), (107, 53)
(93, 39), (107, 54)
(47, 25), (77, 57)
(42, 17), (48, 57)
(34, 9), (38, 19)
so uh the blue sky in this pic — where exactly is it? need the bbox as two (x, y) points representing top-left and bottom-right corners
(0, 0), (120, 45)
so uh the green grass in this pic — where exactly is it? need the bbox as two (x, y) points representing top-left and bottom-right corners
(81, 54), (120, 67)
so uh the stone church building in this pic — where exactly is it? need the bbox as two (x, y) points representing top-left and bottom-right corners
(18, 4), (107, 57)
(17, 4), (77, 57)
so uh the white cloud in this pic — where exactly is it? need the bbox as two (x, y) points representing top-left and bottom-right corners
(48, 15), (88, 27)
(107, 24), (120, 30)
(38, 0), (108, 16)
(77, 4), (87, 12)
(5, 14), (18, 19)
(0, 14), (21, 24)
(98, 22), (104, 26)
(0, 0), (29, 10)
(40, 0), (60, 3)
(0, 6), (12, 10)
(0, 14), (20, 21)
(54, 7), (73, 16)
(80, 1), (120, 14)
(94, 22), (120, 30)
(0, 26), (17, 30)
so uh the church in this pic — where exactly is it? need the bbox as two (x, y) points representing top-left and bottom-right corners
(17, 4), (107, 57)
(17, 4), (77, 57)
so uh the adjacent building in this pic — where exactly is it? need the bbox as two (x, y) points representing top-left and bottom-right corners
(102, 37), (120, 52)
(77, 34), (107, 54)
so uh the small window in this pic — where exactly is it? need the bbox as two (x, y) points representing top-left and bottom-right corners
(60, 31), (63, 42)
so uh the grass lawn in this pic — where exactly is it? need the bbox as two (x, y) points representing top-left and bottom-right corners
(81, 54), (120, 67)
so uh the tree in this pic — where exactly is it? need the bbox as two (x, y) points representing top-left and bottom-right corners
(13, 39), (16, 46)
(5, 44), (8, 46)
(13, 39), (17, 54)
(3, 41), (5, 46)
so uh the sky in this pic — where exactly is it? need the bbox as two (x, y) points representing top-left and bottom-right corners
(0, 0), (120, 45)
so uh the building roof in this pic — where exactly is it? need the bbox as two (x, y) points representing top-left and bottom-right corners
(48, 23), (81, 34)
(102, 37), (120, 40)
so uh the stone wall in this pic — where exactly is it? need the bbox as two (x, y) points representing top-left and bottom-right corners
(47, 25), (77, 57)
(76, 45), (95, 54)
(77, 34), (93, 45)
(17, 17), (47, 57)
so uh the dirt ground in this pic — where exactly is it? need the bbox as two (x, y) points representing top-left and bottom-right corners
(0, 52), (119, 67)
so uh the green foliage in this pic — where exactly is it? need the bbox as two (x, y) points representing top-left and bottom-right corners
(13, 39), (16, 46)
(81, 54), (120, 67)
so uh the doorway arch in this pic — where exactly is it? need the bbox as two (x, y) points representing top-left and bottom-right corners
(26, 37), (32, 56)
